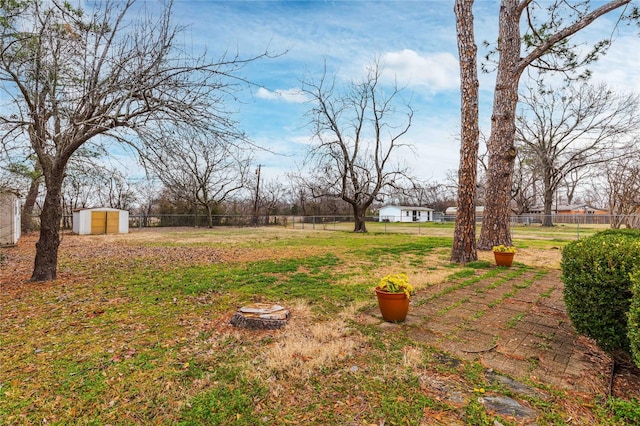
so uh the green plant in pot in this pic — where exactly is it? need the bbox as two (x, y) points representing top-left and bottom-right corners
(375, 273), (414, 322)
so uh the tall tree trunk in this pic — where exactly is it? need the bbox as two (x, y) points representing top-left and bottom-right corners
(352, 204), (368, 233)
(451, 0), (479, 263)
(477, 0), (522, 250)
(22, 174), (41, 233)
(542, 178), (555, 227)
(206, 205), (213, 228)
(31, 173), (64, 281)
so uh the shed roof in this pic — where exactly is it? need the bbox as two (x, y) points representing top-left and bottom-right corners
(445, 206), (485, 214)
(73, 207), (127, 212)
(380, 205), (435, 211)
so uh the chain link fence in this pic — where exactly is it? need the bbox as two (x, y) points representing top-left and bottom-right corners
(20, 213), (640, 239)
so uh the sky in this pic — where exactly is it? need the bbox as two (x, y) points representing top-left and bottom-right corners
(116, 1), (640, 184)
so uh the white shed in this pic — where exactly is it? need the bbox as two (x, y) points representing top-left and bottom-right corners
(378, 205), (434, 223)
(0, 191), (21, 246)
(73, 208), (129, 235)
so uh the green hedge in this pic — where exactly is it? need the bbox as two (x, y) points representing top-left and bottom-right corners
(629, 271), (640, 368)
(561, 229), (640, 353)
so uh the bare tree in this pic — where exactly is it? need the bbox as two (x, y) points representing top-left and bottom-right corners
(283, 183), (310, 216)
(474, 0), (634, 249)
(99, 172), (138, 211)
(257, 179), (288, 223)
(452, 0), (480, 263)
(72, 165), (139, 212)
(384, 181), (456, 213)
(61, 165), (100, 215)
(0, 0), (268, 280)
(132, 179), (162, 227)
(516, 83), (640, 226)
(142, 128), (252, 228)
(561, 168), (592, 206)
(603, 145), (640, 228)
(21, 166), (43, 233)
(300, 60), (414, 232)
(60, 145), (115, 212)
(510, 148), (538, 215)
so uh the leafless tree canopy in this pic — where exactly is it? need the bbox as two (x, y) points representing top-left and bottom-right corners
(141, 127), (253, 227)
(0, 0), (268, 280)
(299, 60), (414, 232)
(603, 144), (640, 228)
(383, 181), (457, 213)
(516, 82), (640, 226)
(62, 159), (137, 211)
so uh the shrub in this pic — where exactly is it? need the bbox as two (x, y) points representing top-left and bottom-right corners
(561, 229), (640, 353)
(606, 397), (640, 424)
(629, 271), (640, 368)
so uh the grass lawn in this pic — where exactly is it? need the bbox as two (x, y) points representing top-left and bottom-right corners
(1, 226), (638, 425)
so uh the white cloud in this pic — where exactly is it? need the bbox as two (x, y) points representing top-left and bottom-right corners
(590, 35), (640, 91)
(256, 87), (308, 103)
(380, 49), (460, 92)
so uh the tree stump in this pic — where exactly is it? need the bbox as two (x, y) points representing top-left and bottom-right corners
(230, 303), (290, 330)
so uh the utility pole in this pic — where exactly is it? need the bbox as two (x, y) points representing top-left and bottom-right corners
(253, 164), (262, 226)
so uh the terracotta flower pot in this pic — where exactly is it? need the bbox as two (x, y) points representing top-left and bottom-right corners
(375, 287), (410, 322)
(494, 251), (515, 267)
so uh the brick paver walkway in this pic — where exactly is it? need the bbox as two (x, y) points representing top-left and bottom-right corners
(380, 266), (611, 394)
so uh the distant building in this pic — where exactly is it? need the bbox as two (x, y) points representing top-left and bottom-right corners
(444, 206), (485, 216)
(378, 205), (434, 222)
(527, 204), (608, 215)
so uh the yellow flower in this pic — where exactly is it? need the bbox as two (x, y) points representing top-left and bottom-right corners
(492, 245), (517, 253)
(378, 273), (414, 298)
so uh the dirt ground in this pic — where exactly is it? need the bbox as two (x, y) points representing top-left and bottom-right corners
(0, 228), (330, 294)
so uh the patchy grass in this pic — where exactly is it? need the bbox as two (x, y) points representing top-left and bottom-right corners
(0, 227), (637, 425)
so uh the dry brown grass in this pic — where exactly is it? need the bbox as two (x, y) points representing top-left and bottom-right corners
(402, 345), (425, 370)
(255, 301), (366, 381)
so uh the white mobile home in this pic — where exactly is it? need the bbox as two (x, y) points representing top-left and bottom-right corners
(0, 191), (21, 246)
(73, 208), (129, 235)
(378, 205), (434, 223)
(445, 206), (485, 216)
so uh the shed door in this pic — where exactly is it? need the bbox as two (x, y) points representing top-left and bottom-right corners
(91, 211), (119, 234)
